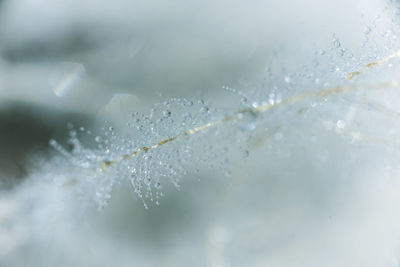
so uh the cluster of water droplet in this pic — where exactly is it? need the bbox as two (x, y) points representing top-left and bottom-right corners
(48, 97), (249, 209)
(47, 1), (400, 210)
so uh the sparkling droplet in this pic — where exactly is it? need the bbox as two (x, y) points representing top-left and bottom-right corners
(268, 98), (275, 105)
(336, 120), (345, 129)
(251, 102), (259, 109)
(163, 110), (172, 118)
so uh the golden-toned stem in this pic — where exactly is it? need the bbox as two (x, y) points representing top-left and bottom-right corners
(347, 50), (400, 80)
(99, 82), (400, 171)
(99, 118), (229, 171)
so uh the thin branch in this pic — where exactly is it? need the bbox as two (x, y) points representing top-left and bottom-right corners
(99, 81), (400, 171)
(347, 50), (400, 80)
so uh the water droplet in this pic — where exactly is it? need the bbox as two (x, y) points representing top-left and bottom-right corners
(333, 37), (341, 48)
(364, 27), (371, 35)
(200, 106), (209, 113)
(244, 150), (249, 158)
(338, 49), (346, 57)
(163, 110), (172, 118)
(336, 120), (345, 129)
(95, 136), (102, 143)
(155, 182), (162, 189)
(284, 76), (292, 83)
(268, 98), (275, 105)
(237, 110), (257, 131)
(144, 178), (152, 186)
